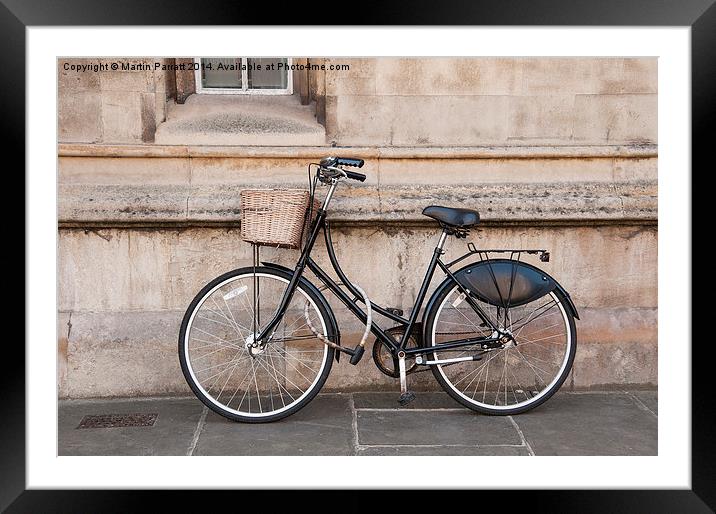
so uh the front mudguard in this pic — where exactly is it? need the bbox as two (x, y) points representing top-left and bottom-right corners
(260, 261), (343, 362)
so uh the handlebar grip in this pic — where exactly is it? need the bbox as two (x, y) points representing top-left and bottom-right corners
(344, 170), (367, 182)
(335, 157), (364, 168)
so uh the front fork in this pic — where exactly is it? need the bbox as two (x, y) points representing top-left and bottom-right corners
(253, 181), (340, 346)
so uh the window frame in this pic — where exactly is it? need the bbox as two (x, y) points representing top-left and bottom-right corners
(193, 57), (293, 95)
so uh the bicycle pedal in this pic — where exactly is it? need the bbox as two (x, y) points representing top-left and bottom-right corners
(398, 391), (416, 406)
(349, 344), (365, 365)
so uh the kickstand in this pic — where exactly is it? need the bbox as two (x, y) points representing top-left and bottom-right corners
(397, 351), (416, 406)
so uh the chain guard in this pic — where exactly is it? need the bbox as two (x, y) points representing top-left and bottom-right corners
(373, 325), (422, 378)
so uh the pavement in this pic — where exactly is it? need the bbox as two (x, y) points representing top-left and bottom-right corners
(58, 390), (657, 456)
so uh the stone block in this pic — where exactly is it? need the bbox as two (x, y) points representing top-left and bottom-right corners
(333, 95), (510, 146)
(326, 76), (376, 96)
(521, 58), (656, 96)
(612, 157), (657, 182)
(377, 156), (617, 185)
(572, 340), (657, 389)
(59, 229), (182, 312)
(65, 310), (191, 397)
(188, 157), (314, 186)
(508, 95), (577, 141)
(324, 95), (339, 143)
(58, 183), (189, 225)
(376, 182), (630, 223)
(100, 91), (144, 143)
(592, 58), (658, 95)
(326, 57), (375, 78)
(58, 90), (102, 143)
(59, 157), (190, 184)
(58, 59), (101, 91)
(99, 68), (154, 93)
(573, 94), (657, 144)
(186, 185), (242, 223)
(140, 92), (156, 143)
(576, 307), (657, 345)
(58, 312), (71, 398)
(374, 58), (523, 96)
(59, 229), (132, 312)
(521, 59), (599, 96)
(155, 91), (167, 124)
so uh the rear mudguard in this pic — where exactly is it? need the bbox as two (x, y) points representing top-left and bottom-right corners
(422, 259), (579, 344)
(455, 259), (579, 317)
(260, 261), (342, 362)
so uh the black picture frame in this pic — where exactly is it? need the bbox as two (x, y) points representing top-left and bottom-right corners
(6, 0), (711, 511)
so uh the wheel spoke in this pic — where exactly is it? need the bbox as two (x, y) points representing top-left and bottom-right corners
(431, 286), (573, 412)
(182, 271), (330, 419)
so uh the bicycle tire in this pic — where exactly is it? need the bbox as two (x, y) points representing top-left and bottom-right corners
(424, 281), (577, 416)
(179, 266), (335, 423)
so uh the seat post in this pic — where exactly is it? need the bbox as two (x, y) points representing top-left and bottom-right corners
(436, 228), (449, 252)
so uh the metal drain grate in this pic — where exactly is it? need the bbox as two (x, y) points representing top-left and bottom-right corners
(77, 413), (158, 429)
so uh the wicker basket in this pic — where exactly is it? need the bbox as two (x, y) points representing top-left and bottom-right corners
(240, 189), (319, 249)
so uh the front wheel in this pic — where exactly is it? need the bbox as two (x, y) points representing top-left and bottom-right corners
(425, 282), (576, 415)
(179, 266), (334, 423)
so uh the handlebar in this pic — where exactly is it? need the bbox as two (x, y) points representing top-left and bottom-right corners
(318, 156), (367, 182)
(336, 157), (364, 168)
(343, 169), (367, 182)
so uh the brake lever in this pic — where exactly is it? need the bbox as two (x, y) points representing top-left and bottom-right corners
(318, 165), (347, 184)
(326, 166), (348, 178)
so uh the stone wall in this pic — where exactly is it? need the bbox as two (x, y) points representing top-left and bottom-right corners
(324, 58), (657, 147)
(59, 58), (174, 143)
(57, 57), (657, 398)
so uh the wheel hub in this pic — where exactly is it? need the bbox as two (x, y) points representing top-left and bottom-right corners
(499, 328), (516, 348)
(245, 333), (265, 356)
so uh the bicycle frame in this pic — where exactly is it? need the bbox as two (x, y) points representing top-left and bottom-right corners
(254, 181), (504, 362)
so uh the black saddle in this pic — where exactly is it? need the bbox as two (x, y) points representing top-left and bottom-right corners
(422, 205), (480, 228)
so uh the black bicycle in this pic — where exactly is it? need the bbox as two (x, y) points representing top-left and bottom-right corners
(179, 157), (579, 422)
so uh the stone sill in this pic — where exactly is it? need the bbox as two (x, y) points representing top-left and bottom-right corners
(154, 94), (326, 146)
(58, 143), (658, 160)
(58, 219), (658, 229)
(59, 181), (657, 226)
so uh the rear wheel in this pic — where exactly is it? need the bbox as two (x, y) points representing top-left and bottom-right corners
(179, 267), (334, 423)
(425, 281), (576, 415)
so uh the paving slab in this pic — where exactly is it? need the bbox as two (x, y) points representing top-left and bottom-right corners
(58, 391), (657, 457)
(356, 410), (521, 447)
(357, 445), (530, 456)
(353, 391), (460, 410)
(58, 398), (203, 456)
(194, 395), (354, 456)
(631, 391), (658, 415)
(513, 392), (657, 456)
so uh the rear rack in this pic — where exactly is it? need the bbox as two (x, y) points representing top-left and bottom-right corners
(445, 242), (550, 268)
